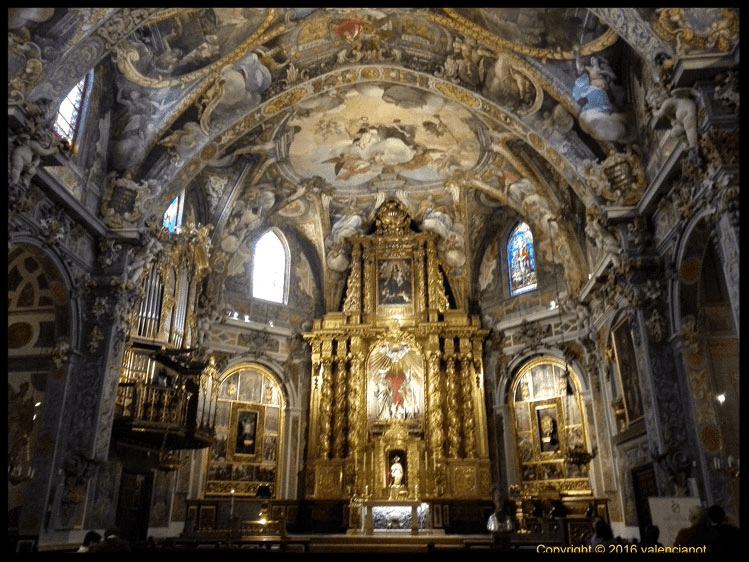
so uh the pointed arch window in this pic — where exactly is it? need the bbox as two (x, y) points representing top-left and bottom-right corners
(252, 230), (289, 305)
(54, 71), (92, 146)
(508, 222), (537, 296)
(163, 190), (185, 233)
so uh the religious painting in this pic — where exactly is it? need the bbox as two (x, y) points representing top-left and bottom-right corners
(206, 366), (285, 496)
(612, 319), (644, 424)
(535, 404), (560, 454)
(367, 342), (424, 425)
(377, 259), (413, 306)
(286, 82), (481, 188)
(232, 408), (259, 457)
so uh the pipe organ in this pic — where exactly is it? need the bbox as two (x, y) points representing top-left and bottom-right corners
(304, 201), (491, 503)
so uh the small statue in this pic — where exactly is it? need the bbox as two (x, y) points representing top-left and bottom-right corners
(9, 128), (67, 187)
(390, 455), (404, 488)
(647, 84), (699, 148)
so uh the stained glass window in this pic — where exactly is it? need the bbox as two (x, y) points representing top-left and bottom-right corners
(508, 222), (537, 296)
(252, 230), (288, 304)
(163, 190), (185, 233)
(54, 72), (91, 144)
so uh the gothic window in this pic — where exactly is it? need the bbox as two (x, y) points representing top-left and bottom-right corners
(507, 222), (537, 296)
(509, 357), (591, 493)
(163, 190), (185, 233)
(53, 71), (92, 146)
(251, 229), (289, 305)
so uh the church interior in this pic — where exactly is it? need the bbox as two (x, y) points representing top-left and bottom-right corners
(8, 8), (739, 553)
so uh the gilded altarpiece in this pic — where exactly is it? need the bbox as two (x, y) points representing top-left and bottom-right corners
(304, 201), (491, 503)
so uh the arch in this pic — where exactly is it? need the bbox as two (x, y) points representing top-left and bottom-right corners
(252, 228), (290, 305)
(205, 362), (287, 498)
(675, 214), (739, 511)
(506, 356), (592, 495)
(8, 243), (74, 511)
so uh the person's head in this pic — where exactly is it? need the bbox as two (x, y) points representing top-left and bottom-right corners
(708, 504), (727, 524)
(594, 518), (613, 540)
(82, 531), (101, 546)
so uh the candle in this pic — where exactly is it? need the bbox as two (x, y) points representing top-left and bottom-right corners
(230, 488), (235, 518)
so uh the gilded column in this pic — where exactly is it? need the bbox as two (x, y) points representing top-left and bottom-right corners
(472, 336), (489, 457)
(348, 337), (365, 453)
(425, 336), (444, 463)
(307, 340), (322, 458)
(460, 339), (477, 458)
(445, 354), (462, 459)
(318, 356), (333, 459)
(332, 340), (348, 458)
(348, 336), (366, 491)
(415, 241), (427, 312)
(363, 250), (375, 317)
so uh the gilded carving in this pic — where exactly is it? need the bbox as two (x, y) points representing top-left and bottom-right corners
(303, 200), (490, 500)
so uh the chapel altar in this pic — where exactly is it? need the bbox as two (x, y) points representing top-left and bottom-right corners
(303, 201), (492, 528)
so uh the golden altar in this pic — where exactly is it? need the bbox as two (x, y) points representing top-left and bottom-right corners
(303, 200), (491, 509)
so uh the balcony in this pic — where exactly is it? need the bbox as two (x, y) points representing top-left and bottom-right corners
(113, 348), (217, 453)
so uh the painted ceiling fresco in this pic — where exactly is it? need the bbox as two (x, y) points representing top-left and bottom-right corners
(286, 83), (481, 188)
(13, 8), (737, 313)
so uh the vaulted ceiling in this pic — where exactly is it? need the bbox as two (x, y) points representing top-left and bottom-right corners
(11, 8), (739, 318)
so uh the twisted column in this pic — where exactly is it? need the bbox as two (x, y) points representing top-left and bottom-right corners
(426, 347), (444, 460)
(460, 352), (477, 459)
(445, 356), (462, 458)
(318, 357), (333, 459)
(332, 341), (348, 458)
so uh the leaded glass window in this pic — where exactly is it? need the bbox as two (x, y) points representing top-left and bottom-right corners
(163, 190), (185, 233)
(54, 72), (91, 144)
(508, 222), (537, 296)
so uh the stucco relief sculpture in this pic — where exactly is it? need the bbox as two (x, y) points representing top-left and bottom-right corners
(9, 127), (68, 188)
(572, 47), (632, 144)
(646, 84), (699, 149)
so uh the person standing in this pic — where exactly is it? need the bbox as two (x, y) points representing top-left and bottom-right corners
(590, 517), (615, 548)
(639, 524), (663, 548)
(707, 505), (740, 553)
(673, 505), (717, 549)
(76, 530), (101, 552)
